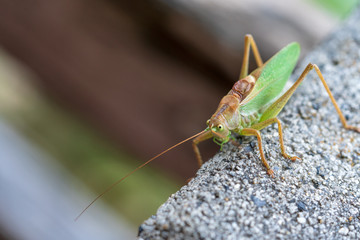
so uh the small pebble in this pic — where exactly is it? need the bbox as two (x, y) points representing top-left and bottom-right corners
(338, 227), (349, 235)
(297, 217), (306, 224)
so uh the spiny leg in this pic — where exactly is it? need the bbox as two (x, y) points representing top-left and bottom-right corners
(239, 34), (264, 79)
(192, 130), (213, 167)
(259, 63), (360, 133)
(240, 128), (274, 177)
(251, 118), (300, 161)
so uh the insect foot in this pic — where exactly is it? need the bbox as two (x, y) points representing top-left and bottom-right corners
(283, 154), (301, 162)
(289, 156), (301, 162)
(345, 125), (360, 133)
(267, 169), (275, 178)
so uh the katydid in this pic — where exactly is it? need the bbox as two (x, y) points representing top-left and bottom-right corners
(75, 34), (359, 220)
(193, 34), (360, 176)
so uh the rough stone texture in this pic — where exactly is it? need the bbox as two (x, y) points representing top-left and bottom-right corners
(138, 8), (360, 240)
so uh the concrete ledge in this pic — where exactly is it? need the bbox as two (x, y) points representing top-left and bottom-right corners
(138, 8), (360, 239)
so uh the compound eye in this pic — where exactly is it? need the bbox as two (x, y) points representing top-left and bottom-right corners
(217, 124), (223, 131)
(206, 119), (210, 126)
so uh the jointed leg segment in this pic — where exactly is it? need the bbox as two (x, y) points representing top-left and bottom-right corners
(192, 130), (213, 167)
(251, 117), (300, 161)
(263, 63), (360, 133)
(240, 128), (274, 176)
(240, 117), (299, 177)
(239, 34), (264, 79)
(312, 65), (360, 132)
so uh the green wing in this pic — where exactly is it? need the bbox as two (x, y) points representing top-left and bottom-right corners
(239, 42), (300, 116)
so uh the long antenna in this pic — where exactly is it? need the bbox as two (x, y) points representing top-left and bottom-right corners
(75, 129), (207, 221)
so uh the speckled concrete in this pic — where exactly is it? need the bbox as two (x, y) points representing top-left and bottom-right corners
(138, 8), (360, 240)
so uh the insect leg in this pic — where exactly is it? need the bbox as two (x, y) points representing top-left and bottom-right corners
(192, 130), (213, 167)
(240, 128), (274, 177)
(239, 34), (264, 79)
(251, 118), (300, 161)
(259, 63), (360, 132)
(312, 64), (360, 132)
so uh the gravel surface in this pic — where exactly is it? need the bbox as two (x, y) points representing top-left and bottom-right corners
(138, 8), (360, 240)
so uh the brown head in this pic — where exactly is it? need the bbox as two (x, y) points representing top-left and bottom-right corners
(206, 95), (241, 144)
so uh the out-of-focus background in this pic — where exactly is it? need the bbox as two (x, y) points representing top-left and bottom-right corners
(0, 0), (358, 239)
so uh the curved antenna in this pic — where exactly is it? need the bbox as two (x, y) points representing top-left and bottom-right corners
(75, 129), (207, 221)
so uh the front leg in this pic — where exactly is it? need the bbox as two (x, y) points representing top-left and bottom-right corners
(192, 130), (213, 167)
(251, 117), (300, 161)
(240, 128), (274, 177)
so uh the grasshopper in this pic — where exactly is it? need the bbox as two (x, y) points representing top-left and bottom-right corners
(76, 34), (359, 220)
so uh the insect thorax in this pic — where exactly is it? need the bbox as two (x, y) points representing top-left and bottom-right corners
(235, 111), (261, 132)
(229, 76), (255, 101)
(210, 76), (259, 133)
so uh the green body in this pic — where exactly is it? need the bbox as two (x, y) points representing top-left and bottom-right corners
(239, 42), (300, 126)
(206, 42), (300, 144)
